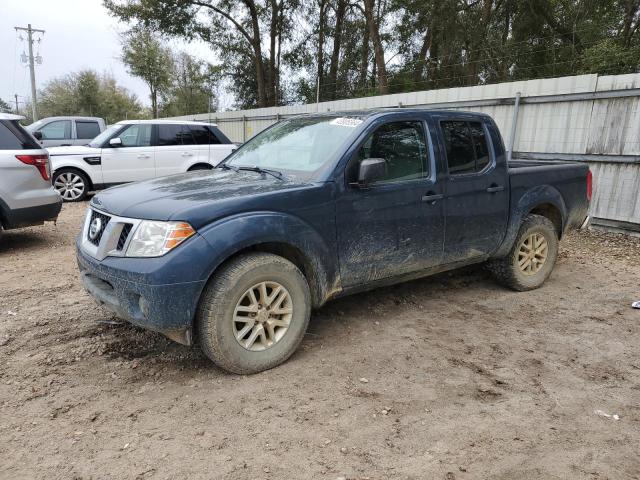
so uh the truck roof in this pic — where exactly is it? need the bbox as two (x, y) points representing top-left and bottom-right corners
(115, 119), (219, 127)
(295, 108), (493, 119)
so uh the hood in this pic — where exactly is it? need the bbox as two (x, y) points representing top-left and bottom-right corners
(47, 145), (98, 156)
(91, 169), (314, 227)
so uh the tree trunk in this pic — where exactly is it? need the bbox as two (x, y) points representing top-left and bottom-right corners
(244, 0), (269, 107)
(317, 0), (328, 102)
(328, 0), (347, 100)
(363, 0), (388, 94)
(620, 0), (640, 47)
(150, 86), (158, 118)
(359, 6), (370, 90)
(268, 0), (279, 105)
(412, 23), (433, 85)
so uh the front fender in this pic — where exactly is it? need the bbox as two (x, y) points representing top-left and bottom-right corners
(197, 211), (339, 306)
(493, 185), (567, 258)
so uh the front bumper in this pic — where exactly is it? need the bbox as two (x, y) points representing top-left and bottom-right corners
(76, 241), (207, 345)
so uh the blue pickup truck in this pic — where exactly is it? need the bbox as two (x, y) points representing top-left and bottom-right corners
(77, 109), (591, 374)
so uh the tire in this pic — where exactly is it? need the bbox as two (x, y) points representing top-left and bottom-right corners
(197, 253), (311, 374)
(53, 168), (90, 202)
(487, 214), (559, 291)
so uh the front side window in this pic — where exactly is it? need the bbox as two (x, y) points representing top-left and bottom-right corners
(441, 120), (491, 175)
(355, 121), (428, 184)
(119, 124), (152, 147)
(157, 124), (194, 146)
(76, 121), (100, 140)
(40, 120), (72, 140)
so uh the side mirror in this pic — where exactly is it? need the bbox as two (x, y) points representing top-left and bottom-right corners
(356, 158), (387, 187)
(32, 131), (42, 141)
(109, 137), (122, 147)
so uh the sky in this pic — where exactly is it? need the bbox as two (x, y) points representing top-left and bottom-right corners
(0, 0), (215, 111)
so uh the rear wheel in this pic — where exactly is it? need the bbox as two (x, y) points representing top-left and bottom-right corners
(488, 214), (559, 291)
(53, 169), (90, 202)
(197, 253), (311, 374)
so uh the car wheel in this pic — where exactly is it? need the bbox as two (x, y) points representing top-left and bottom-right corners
(53, 169), (89, 202)
(197, 252), (311, 374)
(487, 214), (559, 291)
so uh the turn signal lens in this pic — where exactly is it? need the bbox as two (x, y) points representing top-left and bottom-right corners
(16, 154), (51, 181)
(125, 221), (195, 257)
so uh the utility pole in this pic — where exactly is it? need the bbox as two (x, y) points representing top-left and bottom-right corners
(14, 94), (20, 115)
(15, 24), (45, 121)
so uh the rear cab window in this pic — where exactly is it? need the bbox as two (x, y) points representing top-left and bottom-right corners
(0, 120), (41, 150)
(441, 120), (492, 175)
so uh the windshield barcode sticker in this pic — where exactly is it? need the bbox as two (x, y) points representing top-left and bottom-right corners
(330, 117), (363, 127)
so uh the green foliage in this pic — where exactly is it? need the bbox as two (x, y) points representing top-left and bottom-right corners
(581, 39), (640, 75)
(121, 28), (174, 117)
(160, 53), (219, 116)
(37, 70), (149, 123)
(0, 98), (13, 113)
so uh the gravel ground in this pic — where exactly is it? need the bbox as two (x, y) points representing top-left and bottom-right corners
(1, 202), (639, 480)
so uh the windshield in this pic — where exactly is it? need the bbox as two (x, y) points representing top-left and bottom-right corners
(89, 124), (123, 147)
(225, 116), (363, 176)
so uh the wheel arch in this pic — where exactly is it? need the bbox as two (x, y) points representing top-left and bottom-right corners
(187, 163), (214, 171)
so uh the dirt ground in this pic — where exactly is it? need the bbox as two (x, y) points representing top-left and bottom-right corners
(1, 202), (639, 480)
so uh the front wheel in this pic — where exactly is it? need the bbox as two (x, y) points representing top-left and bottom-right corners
(197, 253), (311, 374)
(53, 169), (90, 202)
(487, 214), (559, 291)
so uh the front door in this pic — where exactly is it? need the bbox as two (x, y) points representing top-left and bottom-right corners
(336, 120), (445, 287)
(438, 118), (509, 262)
(101, 123), (155, 184)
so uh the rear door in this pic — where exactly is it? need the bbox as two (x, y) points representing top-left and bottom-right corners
(100, 123), (155, 184)
(188, 124), (234, 165)
(75, 120), (101, 145)
(154, 124), (198, 177)
(438, 117), (508, 262)
(336, 118), (445, 286)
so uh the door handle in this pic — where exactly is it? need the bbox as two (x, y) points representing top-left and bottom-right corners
(137, 154), (150, 159)
(181, 152), (193, 157)
(486, 185), (505, 193)
(422, 193), (444, 204)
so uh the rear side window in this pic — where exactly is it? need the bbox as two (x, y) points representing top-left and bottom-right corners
(40, 120), (72, 140)
(0, 120), (40, 150)
(441, 120), (492, 175)
(76, 121), (100, 139)
(157, 124), (194, 146)
(189, 125), (221, 145)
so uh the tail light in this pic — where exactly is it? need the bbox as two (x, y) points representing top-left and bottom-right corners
(16, 154), (51, 181)
(586, 169), (593, 201)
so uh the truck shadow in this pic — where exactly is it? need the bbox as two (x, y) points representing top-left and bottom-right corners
(0, 230), (50, 254)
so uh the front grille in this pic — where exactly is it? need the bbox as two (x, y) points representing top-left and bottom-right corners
(116, 223), (133, 251)
(87, 210), (111, 246)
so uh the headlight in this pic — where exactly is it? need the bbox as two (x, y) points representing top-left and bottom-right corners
(125, 221), (195, 257)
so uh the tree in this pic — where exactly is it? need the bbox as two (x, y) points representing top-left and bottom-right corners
(363, 0), (388, 94)
(0, 98), (12, 113)
(121, 28), (174, 117)
(161, 52), (220, 116)
(37, 70), (148, 123)
(105, 0), (290, 108)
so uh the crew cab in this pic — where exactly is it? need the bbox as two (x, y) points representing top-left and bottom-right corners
(76, 110), (591, 374)
(48, 119), (235, 201)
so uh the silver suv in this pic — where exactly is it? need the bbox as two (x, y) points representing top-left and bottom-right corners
(0, 113), (62, 241)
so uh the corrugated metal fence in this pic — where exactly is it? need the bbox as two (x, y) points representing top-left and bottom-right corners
(169, 73), (640, 232)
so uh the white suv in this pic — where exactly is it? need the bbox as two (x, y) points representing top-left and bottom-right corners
(48, 120), (236, 201)
(0, 114), (62, 241)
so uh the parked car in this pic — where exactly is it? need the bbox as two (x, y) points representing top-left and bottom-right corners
(0, 113), (62, 242)
(26, 116), (106, 148)
(76, 109), (591, 374)
(48, 120), (235, 202)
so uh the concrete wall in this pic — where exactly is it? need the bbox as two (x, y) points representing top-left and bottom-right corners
(168, 73), (640, 230)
